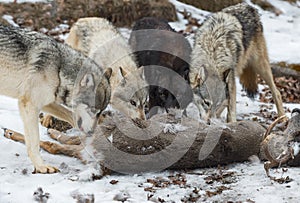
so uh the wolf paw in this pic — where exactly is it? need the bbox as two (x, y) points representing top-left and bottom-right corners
(33, 165), (60, 174)
(40, 114), (53, 128)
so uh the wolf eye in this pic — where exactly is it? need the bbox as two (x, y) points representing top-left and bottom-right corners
(96, 111), (102, 118)
(203, 99), (212, 109)
(130, 100), (137, 107)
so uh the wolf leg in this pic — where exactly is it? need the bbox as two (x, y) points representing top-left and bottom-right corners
(252, 37), (285, 117)
(227, 71), (237, 122)
(18, 98), (59, 173)
(42, 103), (75, 127)
(258, 66), (284, 117)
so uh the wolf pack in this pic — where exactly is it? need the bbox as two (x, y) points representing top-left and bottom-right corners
(0, 3), (285, 174)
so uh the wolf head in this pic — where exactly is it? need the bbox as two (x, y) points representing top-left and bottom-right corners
(197, 76), (228, 119)
(191, 65), (228, 121)
(111, 67), (148, 120)
(73, 68), (112, 135)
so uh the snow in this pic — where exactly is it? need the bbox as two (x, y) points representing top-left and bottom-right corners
(163, 123), (188, 134)
(0, 0), (300, 202)
(2, 15), (19, 27)
(292, 142), (300, 156)
(259, 1), (300, 64)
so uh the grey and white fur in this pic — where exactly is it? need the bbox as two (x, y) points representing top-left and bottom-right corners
(190, 3), (284, 122)
(66, 17), (148, 120)
(0, 24), (112, 173)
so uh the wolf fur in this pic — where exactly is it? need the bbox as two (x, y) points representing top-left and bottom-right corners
(129, 17), (193, 117)
(0, 24), (112, 173)
(189, 3), (284, 122)
(66, 17), (148, 120)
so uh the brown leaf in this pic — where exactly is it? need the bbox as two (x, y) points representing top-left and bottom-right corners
(109, 180), (119, 185)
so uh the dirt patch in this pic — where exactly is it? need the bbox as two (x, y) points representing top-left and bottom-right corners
(0, 0), (177, 30)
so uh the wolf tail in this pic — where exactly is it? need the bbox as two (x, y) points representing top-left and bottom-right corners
(239, 65), (258, 99)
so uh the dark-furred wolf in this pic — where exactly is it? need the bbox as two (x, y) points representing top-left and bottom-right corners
(189, 3), (284, 122)
(129, 17), (193, 117)
(0, 24), (112, 173)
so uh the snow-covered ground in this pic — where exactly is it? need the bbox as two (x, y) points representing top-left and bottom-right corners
(0, 0), (300, 202)
(258, 0), (300, 63)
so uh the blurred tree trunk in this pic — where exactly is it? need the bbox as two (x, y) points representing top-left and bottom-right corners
(271, 63), (300, 81)
(176, 0), (242, 12)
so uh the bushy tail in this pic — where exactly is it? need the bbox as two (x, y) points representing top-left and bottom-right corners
(240, 65), (258, 98)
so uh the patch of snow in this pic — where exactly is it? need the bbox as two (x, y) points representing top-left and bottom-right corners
(2, 15), (19, 27)
(163, 123), (188, 134)
(169, 0), (209, 31)
(248, 0), (300, 63)
(292, 142), (300, 156)
(185, 102), (201, 121)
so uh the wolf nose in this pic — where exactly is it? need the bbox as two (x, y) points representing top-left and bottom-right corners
(87, 130), (94, 136)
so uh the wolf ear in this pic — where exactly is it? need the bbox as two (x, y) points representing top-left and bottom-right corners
(197, 66), (208, 85)
(193, 73), (203, 88)
(80, 73), (94, 88)
(65, 25), (79, 48)
(223, 69), (231, 82)
(119, 67), (128, 79)
(104, 68), (112, 81)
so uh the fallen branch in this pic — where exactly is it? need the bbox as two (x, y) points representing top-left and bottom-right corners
(271, 63), (300, 81)
(3, 128), (83, 159)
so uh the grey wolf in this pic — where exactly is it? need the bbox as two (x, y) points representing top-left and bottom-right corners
(189, 3), (284, 122)
(129, 17), (193, 117)
(0, 24), (112, 173)
(66, 17), (148, 120)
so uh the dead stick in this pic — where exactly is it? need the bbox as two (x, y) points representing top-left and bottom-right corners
(3, 128), (83, 159)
